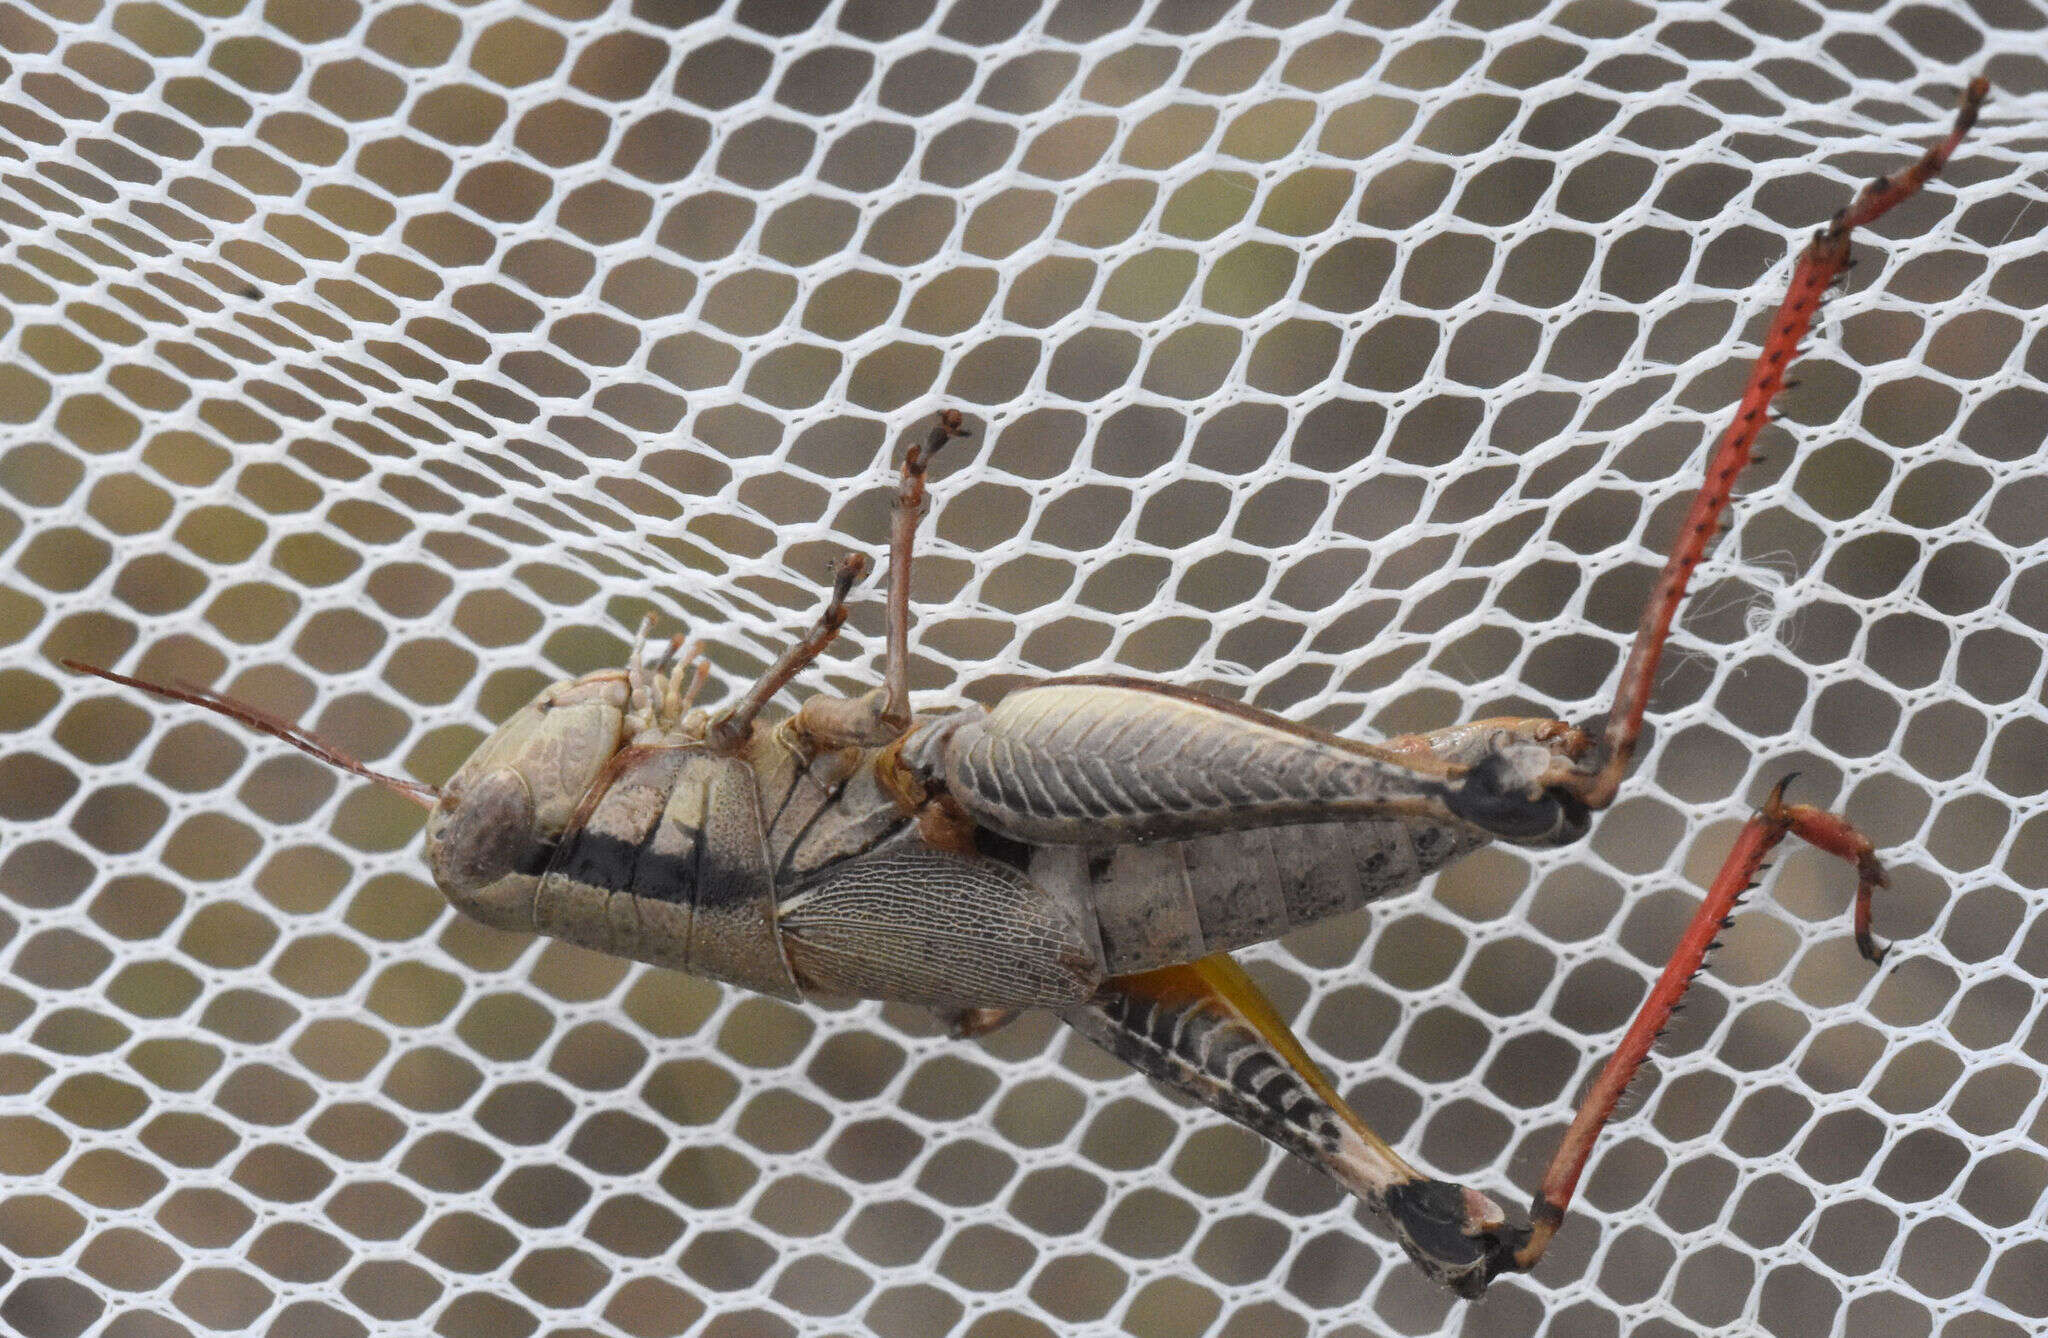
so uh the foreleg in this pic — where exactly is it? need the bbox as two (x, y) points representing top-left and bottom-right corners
(705, 552), (869, 753)
(625, 618), (711, 741)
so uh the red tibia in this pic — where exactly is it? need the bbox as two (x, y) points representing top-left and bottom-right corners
(1513, 778), (1887, 1268)
(1566, 79), (1990, 810)
(1508, 85), (1985, 1278)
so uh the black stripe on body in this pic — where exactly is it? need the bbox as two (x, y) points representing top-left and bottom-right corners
(527, 742), (920, 918)
(548, 824), (790, 913)
(776, 798), (914, 890)
(757, 755), (815, 869)
(551, 828), (638, 893)
(548, 827), (704, 906)
(759, 757), (804, 826)
(538, 747), (696, 905)
(753, 740), (917, 889)
(514, 842), (555, 877)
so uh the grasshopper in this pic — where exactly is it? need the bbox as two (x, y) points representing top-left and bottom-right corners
(66, 81), (1987, 1297)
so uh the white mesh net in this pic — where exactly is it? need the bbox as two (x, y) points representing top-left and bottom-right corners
(3, 3), (2046, 1335)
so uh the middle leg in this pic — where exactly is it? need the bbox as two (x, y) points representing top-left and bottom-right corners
(796, 408), (971, 749)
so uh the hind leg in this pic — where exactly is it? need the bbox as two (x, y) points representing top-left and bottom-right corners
(1509, 780), (1887, 1271)
(1549, 80), (1989, 811)
(1061, 953), (1522, 1299)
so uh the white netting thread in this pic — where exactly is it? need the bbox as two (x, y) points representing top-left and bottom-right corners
(2, 3), (2045, 1336)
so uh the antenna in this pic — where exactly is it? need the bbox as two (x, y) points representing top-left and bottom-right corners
(62, 660), (441, 812)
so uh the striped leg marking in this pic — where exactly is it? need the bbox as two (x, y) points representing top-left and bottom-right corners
(1060, 953), (1525, 1298)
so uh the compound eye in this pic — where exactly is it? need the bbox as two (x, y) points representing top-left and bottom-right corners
(427, 768), (535, 894)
